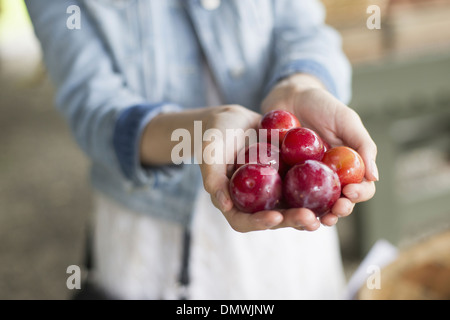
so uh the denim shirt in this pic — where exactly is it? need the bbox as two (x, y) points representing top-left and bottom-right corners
(26, 0), (351, 226)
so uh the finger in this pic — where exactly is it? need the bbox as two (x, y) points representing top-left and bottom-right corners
(319, 212), (339, 226)
(271, 208), (320, 231)
(358, 140), (379, 182)
(342, 180), (376, 203)
(330, 197), (355, 218)
(224, 209), (284, 233)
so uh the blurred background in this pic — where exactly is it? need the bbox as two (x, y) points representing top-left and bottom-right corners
(1, 0), (449, 299)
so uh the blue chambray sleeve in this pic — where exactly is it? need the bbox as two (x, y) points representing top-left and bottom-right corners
(25, 0), (182, 187)
(267, 0), (352, 104)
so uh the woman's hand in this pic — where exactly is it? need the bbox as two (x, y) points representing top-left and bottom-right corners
(198, 105), (285, 232)
(199, 105), (324, 232)
(142, 104), (303, 232)
(261, 73), (378, 228)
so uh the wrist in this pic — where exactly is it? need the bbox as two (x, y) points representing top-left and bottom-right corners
(261, 73), (326, 114)
(275, 73), (325, 92)
(140, 106), (216, 165)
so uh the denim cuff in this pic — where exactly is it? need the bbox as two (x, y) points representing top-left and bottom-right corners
(265, 59), (339, 100)
(113, 103), (182, 186)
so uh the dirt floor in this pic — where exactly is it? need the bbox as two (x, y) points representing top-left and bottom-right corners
(0, 58), (93, 299)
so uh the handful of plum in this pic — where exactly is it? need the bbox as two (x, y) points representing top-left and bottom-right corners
(229, 110), (365, 217)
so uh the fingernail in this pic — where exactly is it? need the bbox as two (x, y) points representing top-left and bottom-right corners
(371, 160), (379, 181)
(216, 190), (228, 211)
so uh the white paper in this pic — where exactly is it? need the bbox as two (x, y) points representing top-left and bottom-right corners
(343, 239), (399, 300)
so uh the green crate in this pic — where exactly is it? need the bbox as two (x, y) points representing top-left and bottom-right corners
(349, 53), (450, 255)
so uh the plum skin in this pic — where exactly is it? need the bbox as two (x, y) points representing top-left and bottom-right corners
(235, 142), (282, 172)
(283, 160), (341, 217)
(281, 127), (325, 166)
(322, 146), (365, 187)
(229, 163), (283, 214)
(260, 110), (301, 145)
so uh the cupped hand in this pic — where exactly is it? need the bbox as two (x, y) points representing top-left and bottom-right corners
(199, 104), (333, 232)
(198, 105), (285, 232)
(261, 74), (378, 228)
